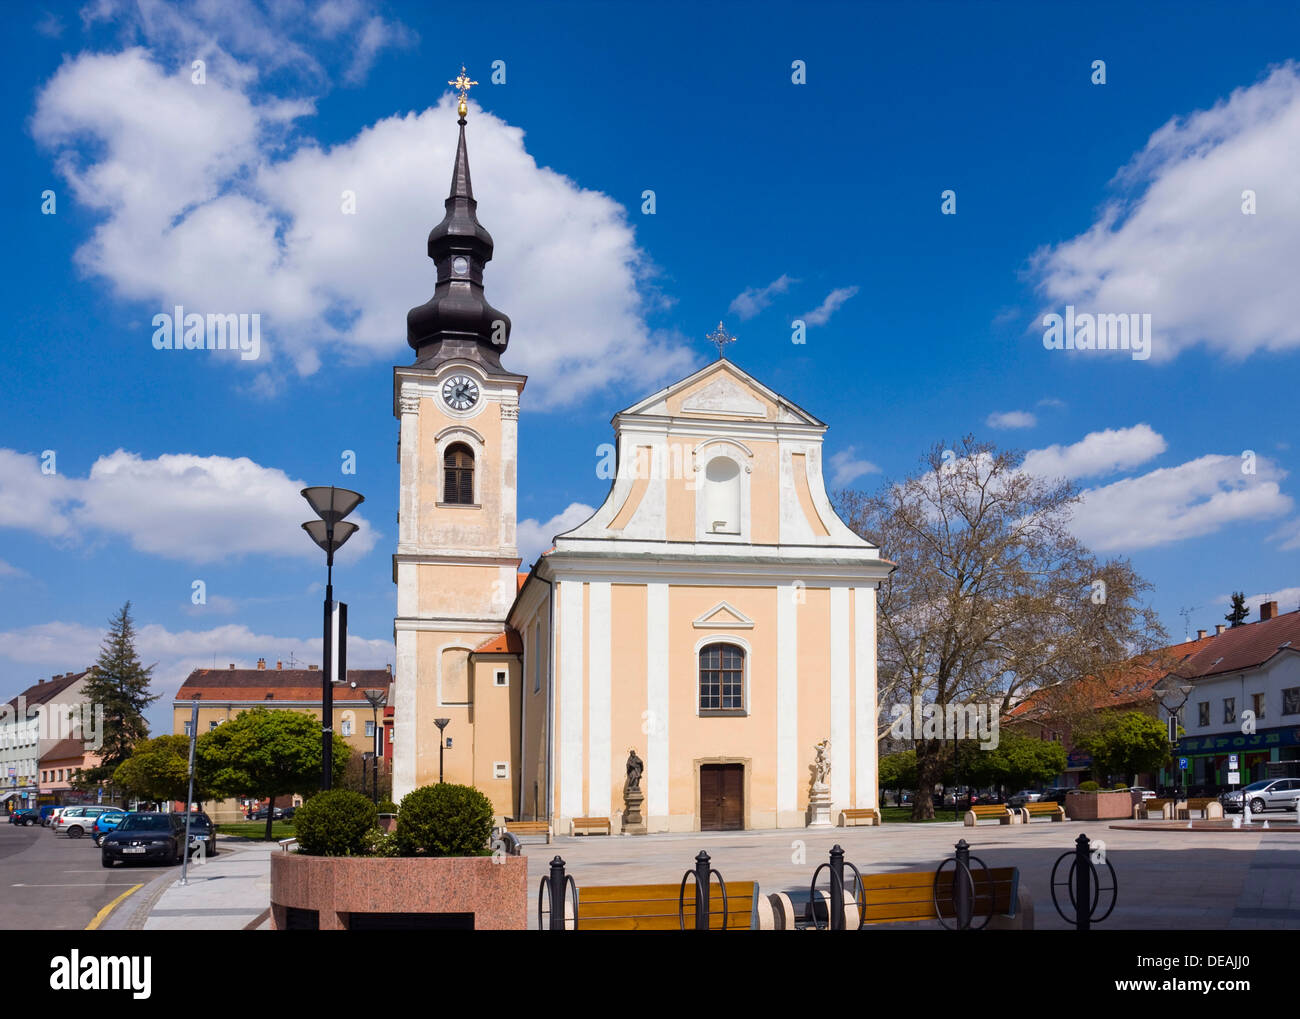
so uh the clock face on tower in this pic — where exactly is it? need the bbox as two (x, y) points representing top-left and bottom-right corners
(442, 375), (480, 411)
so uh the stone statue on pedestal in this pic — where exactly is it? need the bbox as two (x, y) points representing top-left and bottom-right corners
(622, 748), (646, 834)
(807, 738), (833, 827)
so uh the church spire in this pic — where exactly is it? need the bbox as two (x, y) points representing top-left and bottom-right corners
(407, 68), (512, 370)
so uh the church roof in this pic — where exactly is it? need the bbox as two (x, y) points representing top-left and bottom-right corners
(473, 630), (523, 655)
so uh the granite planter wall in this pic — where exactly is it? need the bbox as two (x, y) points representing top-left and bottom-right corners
(270, 852), (527, 930)
(1065, 790), (1133, 820)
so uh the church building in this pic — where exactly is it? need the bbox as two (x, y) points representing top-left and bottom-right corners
(392, 80), (892, 833)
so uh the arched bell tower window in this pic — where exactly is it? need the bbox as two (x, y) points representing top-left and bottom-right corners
(444, 443), (475, 505)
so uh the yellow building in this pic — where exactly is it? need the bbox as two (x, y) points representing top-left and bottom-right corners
(392, 100), (892, 832)
(174, 660), (393, 764)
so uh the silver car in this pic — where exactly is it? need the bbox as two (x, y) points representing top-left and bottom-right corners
(1220, 778), (1300, 814)
(52, 805), (119, 838)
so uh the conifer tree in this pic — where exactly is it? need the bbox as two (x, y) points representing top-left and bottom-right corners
(1225, 592), (1249, 628)
(80, 602), (157, 786)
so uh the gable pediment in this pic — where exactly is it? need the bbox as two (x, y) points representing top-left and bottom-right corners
(681, 377), (767, 418)
(692, 601), (755, 629)
(618, 360), (824, 427)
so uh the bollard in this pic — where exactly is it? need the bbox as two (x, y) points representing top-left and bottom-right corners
(694, 851), (711, 931)
(829, 844), (846, 931)
(1074, 834), (1091, 932)
(548, 856), (567, 931)
(953, 839), (973, 930)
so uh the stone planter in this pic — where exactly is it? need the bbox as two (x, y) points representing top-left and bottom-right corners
(270, 852), (527, 930)
(1065, 790), (1133, 820)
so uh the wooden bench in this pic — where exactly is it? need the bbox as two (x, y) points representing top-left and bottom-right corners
(1134, 798), (1174, 820)
(768, 866), (1031, 930)
(838, 807), (882, 827)
(571, 816), (612, 836)
(504, 820), (551, 844)
(1020, 801), (1065, 822)
(964, 804), (1015, 826)
(564, 881), (772, 930)
(1176, 797), (1223, 820)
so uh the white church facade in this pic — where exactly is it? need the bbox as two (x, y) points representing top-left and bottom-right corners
(391, 90), (891, 833)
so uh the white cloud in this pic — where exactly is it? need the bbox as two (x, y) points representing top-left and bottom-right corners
(986, 410), (1037, 430)
(32, 42), (694, 408)
(729, 274), (795, 320)
(0, 559), (27, 579)
(1214, 587), (1300, 618)
(0, 448), (376, 565)
(1031, 62), (1300, 361)
(829, 447), (881, 487)
(801, 286), (859, 327)
(1022, 424), (1167, 481)
(519, 503), (596, 569)
(1068, 454), (1291, 552)
(0, 618), (393, 732)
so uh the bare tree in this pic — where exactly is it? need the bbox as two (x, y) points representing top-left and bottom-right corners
(837, 436), (1165, 819)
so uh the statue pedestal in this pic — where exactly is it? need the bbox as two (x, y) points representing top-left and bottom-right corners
(622, 789), (647, 835)
(806, 782), (832, 828)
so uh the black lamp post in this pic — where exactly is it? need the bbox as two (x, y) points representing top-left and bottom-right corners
(435, 718), (450, 783)
(1154, 682), (1194, 797)
(301, 485), (364, 791)
(362, 688), (387, 803)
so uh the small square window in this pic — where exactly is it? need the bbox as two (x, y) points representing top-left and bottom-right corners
(495, 670), (508, 687)
(1197, 702), (1209, 727)
(1223, 697), (1236, 725)
(493, 762), (508, 780)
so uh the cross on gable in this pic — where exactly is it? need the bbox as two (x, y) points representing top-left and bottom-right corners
(707, 321), (736, 359)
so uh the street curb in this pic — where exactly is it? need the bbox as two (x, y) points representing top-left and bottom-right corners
(98, 839), (255, 931)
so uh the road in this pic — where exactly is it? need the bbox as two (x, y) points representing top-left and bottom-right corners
(0, 819), (166, 930)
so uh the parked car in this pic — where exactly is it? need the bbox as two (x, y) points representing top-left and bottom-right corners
(182, 812), (218, 857)
(43, 806), (64, 828)
(251, 807), (283, 821)
(8, 809), (39, 825)
(1008, 790), (1043, 807)
(279, 807), (297, 823)
(101, 813), (189, 867)
(1220, 778), (1300, 814)
(54, 805), (121, 839)
(91, 811), (128, 847)
(1127, 787), (1158, 801)
(1037, 787), (1070, 804)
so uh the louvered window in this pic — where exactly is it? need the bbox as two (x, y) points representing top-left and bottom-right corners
(444, 444), (475, 504)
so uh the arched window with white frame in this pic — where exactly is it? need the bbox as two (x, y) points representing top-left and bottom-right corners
(698, 642), (746, 714)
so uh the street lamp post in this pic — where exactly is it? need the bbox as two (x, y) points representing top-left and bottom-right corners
(435, 718), (450, 783)
(362, 688), (387, 804)
(1154, 682), (1195, 798)
(301, 485), (364, 792)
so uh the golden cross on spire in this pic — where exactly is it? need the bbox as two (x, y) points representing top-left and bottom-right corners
(449, 66), (478, 119)
(707, 321), (737, 359)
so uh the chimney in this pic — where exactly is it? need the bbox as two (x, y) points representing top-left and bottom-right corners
(1261, 601), (1278, 622)
(1215, 624), (1226, 635)
(276, 660), (282, 670)
(386, 664), (392, 675)
(257, 657), (266, 670)
(1196, 629), (1206, 640)
(229, 663), (235, 670)
(308, 664), (317, 670)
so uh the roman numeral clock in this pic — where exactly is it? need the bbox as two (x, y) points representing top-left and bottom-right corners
(442, 374), (479, 411)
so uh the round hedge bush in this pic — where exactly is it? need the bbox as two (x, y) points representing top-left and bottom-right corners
(1077, 781), (1101, 792)
(377, 800), (399, 815)
(293, 790), (378, 856)
(396, 783), (494, 857)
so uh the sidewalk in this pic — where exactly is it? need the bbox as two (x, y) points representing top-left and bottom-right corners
(99, 837), (274, 931)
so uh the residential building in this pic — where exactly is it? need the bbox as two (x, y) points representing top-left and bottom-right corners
(0, 670), (93, 810)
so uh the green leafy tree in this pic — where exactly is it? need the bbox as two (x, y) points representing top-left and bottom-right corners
(197, 709), (347, 841)
(1075, 711), (1171, 785)
(878, 751), (918, 798)
(1225, 592), (1249, 628)
(79, 602), (158, 788)
(959, 731), (1066, 792)
(112, 734), (215, 805)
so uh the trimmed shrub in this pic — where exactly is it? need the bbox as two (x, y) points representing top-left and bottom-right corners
(293, 789), (377, 856)
(377, 800), (399, 815)
(396, 783), (494, 857)
(1077, 781), (1101, 792)
(363, 827), (400, 857)
(1112, 783), (1129, 790)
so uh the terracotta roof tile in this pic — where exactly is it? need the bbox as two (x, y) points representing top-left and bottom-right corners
(473, 629), (523, 655)
(176, 668), (391, 702)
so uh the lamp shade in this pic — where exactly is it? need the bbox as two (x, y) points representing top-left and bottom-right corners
(301, 519), (358, 555)
(362, 688), (388, 708)
(301, 486), (365, 525)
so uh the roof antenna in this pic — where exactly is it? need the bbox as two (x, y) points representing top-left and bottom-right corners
(1177, 605), (1199, 641)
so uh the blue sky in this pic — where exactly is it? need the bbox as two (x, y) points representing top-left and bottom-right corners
(2, 0), (1299, 733)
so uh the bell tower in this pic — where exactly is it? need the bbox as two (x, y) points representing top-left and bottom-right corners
(392, 70), (525, 803)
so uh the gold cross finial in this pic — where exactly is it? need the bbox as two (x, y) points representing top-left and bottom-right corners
(707, 321), (736, 359)
(449, 66), (478, 119)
